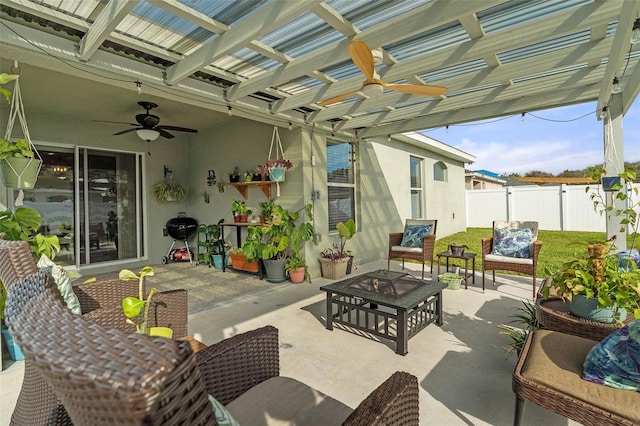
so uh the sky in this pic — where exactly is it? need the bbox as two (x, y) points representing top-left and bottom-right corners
(420, 99), (640, 176)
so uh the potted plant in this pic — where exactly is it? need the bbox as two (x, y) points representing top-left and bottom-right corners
(229, 246), (259, 273)
(497, 300), (540, 359)
(200, 189), (210, 204)
(151, 177), (186, 203)
(318, 244), (350, 280)
(231, 199), (251, 222)
(0, 73), (42, 189)
(543, 168), (640, 323)
(206, 221), (229, 269)
(285, 252), (309, 283)
(119, 266), (172, 337)
(242, 203), (316, 283)
(229, 166), (241, 183)
(265, 157), (292, 182)
(543, 239), (640, 323)
(258, 198), (275, 223)
(336, 219), (357, 273)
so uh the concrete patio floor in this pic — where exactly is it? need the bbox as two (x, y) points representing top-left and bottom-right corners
(0, 260), (581, 425)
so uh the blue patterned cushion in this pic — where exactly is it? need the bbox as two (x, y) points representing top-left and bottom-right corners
(400, 224), (432, 247)
(491, 228), (533, 258)
(583, 319), (640, 391)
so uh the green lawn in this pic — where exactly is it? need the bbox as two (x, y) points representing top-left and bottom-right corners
(434, 228), (612, 278)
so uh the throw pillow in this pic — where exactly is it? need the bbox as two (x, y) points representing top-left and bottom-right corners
(400, 224), (432, 248)
(582, 319), (640, 391)
(491, 228), (533, 258)
(37, 254), (82, 315)
(208, 394), (240, 426)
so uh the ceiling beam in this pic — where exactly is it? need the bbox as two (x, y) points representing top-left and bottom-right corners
(355, 66), (605, 135)
(163, 0), (321, 85)
(76, 0), (135, 61)
(596, 0), (640, 113)
(622, 58), (640, 113)
(153, 0), (229, 34)
(309, 2), (358, 36)
(274, 0), (620, 112)
(361, 83), (600, 138)
(227, 0), (506, 101)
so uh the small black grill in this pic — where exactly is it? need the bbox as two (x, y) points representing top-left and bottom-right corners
(162, 214), (198, 264)
(165, 216), (198, 240)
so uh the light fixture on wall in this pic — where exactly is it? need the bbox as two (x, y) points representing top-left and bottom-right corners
(361, 83), (383, 97)
(136, 129), (160, 142)
(631, 18), (640, 44)
(611, 77), (622, 94)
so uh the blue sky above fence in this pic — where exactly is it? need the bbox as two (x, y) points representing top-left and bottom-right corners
(422, 100), (640, 176)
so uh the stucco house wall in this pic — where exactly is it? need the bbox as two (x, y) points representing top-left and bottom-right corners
(1, 105), (473, 278)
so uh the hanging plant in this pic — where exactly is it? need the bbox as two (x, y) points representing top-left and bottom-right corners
(151, 178), (186, 203)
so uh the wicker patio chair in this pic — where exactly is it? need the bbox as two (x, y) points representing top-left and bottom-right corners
(388, 219), (437, 279)
(5, 271), (421, 425)
(0, 237), (187, 425)
(481, 220), (542, 298)
(512, 329), (640, 426)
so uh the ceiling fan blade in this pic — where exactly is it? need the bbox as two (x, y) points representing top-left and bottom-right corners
(158, 129), (175, 139)
(349, 40), (375, 81)
(113, 128), (140, 136)
(383, 82), (448, 96)
(318, 88), (363, 106)
(94, 120), (138, 126)
(157, 125), (198, 133)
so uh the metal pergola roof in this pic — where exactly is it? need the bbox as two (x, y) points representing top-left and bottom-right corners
(0, 0), (639, 139)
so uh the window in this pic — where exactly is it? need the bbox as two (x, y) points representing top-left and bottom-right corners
(410, 156), (423, 219)
(327, 139), (356, 231)
(434, 161), (448, 182)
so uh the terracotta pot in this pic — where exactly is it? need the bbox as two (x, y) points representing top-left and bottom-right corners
(229, 252), (259, 272)
(238, 214), (248, 223)
(289, 267), (306, 283)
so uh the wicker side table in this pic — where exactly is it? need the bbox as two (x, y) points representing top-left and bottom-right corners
(535, 298), (628, 341)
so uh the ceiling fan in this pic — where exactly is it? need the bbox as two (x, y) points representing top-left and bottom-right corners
(100, 101), (198, 141)
(318, 40), (448, 106)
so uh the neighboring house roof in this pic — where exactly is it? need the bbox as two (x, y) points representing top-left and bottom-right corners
(397, 132), (476, 164)
(465, 170), (506, 185)
(511, 176), (596, 185)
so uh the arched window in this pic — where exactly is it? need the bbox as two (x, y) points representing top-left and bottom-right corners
(434, 161), (448, 182)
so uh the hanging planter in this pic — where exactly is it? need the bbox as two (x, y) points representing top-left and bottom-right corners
(0, 68), (42, 195)
(265, 126), (292, 195)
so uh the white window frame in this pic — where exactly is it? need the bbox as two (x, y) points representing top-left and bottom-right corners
(326, 139), (357, 232)
(410, 156), (424, 219)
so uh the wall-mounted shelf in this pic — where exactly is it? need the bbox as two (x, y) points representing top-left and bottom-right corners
(226, 181), (273, 199)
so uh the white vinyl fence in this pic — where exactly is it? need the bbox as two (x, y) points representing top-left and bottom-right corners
(465, 184), (640, 231)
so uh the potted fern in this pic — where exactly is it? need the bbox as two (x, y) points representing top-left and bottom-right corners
(151, 177), (186, 203)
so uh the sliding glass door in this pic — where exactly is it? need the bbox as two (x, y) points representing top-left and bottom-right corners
(22, 146), (145, 268)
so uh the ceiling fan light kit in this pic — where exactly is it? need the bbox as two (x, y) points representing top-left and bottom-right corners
(136, 129), (160, 142)
(361, 83), (384, 97)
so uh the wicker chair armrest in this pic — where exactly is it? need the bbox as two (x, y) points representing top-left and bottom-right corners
(422, 234), (436, 258)
(389, 233), (403, 247)
(481, 238), (493, 256)
(195, 326), (279, 405)
(532, 240), (543, 260)
(343, 371), (419, 425)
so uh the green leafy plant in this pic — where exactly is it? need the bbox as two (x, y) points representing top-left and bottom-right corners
(119, 266), (156, 335)
(0, 207), (60, 319)
(543, 168), (640, 320)
(231, 199), (251, 216)
(259, 198), (275, 221)
(336, 219), (356, 257)
(242, 203), (316, 261)
(0, 73), (35, 162)
(497, 300), (540, 359)
(151, 178), (186, 203)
